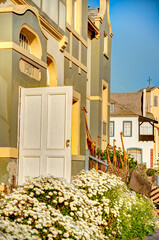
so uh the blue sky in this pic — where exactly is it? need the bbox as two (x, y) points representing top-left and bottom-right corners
(88, 0), (159, 93)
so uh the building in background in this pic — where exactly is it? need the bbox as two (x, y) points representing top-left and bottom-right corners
(110, 91), (157, 168)
(0, 0), (112, 184)
(138, 86), (159, 167)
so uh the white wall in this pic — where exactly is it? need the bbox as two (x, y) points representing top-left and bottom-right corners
(110, 116), (154, 168)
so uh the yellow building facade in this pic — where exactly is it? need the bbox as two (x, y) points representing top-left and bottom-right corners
(146, 87), (159, 167)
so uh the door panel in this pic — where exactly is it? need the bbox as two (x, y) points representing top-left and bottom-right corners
(18, 86), (73, 184)
(23, 156), (40, 178)
(23, 95), (42, 149)
(46, 157), (65, 178)
(47, 94), (66, 149)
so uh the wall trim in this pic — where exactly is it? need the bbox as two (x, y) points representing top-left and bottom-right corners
(64, 51), (87, 73)
(66, 23), (88, 48)
(39, 14), (64, 41)
(0, 42), (47, 68)
(0, 147), (18, 158)
(72, 155), (85, 161)
(87, 96), (102, 101)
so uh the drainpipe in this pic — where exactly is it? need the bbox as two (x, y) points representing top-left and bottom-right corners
(143, 89), (146, 117)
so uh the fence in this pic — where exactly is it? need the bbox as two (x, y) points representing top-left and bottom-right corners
(85, 150), (108, 172)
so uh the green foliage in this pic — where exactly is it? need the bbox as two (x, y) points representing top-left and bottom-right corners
(146, 168), (158, 176)
(128, 157), (137, 172)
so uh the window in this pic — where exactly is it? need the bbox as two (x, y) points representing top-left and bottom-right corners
(123, 121), (132, 137)
(140, 122), (153, 135)
(110, 121), (114, 137)
(110, 103), (114, 112)
(19, 33), (30, 52)
(154, 96), (158, 107)
(128, 148), (142, 164)
(19, 24), (42, 59)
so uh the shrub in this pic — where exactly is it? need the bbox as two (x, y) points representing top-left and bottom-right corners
(0, 170), (156, 239)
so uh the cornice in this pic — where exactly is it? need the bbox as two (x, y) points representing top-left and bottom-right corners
(88, 17), (99, 38)
(10, 0), (66, 42)
(39, 14), (64, 41)
(94, 0), (113, 38)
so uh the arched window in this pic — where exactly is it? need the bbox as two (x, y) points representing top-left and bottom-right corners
(47, 55), (58, 87)
(19, 24), (42, 59)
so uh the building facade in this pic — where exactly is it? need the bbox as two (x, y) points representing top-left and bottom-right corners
(145, 87), (159, 167)
(0, 0), (112, 184)
(110, 91), (157, 168)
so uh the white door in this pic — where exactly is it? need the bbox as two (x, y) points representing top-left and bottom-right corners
(18, 86), (73, 184)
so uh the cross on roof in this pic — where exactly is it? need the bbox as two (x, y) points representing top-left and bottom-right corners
(147, 76), (152, 87)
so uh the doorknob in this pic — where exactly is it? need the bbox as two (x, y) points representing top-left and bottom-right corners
(66, 139), (70, 148)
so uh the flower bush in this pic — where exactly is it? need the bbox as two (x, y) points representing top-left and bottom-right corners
(0, 169), (156, 239)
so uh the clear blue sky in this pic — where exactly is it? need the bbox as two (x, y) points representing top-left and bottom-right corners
(88, 0), (159, 93)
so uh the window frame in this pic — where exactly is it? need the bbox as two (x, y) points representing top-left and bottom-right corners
(154, 95), (158, 107)
(127, 148), (142, 164)
(109, 121), (114, 137)
(123, 121), (132, 137)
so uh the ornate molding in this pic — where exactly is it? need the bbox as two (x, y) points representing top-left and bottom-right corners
(59, 35), (68, 52)
(0, 5), (48, 39)
(9, 0), (67, 42)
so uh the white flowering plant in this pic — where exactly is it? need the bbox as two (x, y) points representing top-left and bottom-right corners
(0, 169), (156, 239)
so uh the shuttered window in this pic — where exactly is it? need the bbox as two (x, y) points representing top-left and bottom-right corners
(154, 96), (158, 107)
